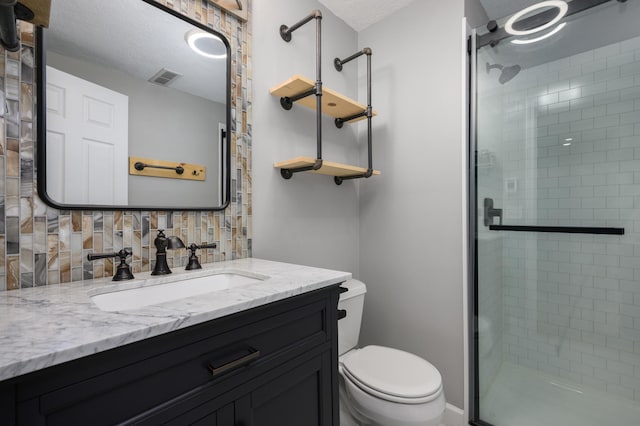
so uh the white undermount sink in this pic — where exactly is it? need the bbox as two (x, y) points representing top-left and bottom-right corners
(90, 271), (267, 312)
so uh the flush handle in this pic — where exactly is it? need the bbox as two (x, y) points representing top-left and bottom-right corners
(338, 309), (347, 320)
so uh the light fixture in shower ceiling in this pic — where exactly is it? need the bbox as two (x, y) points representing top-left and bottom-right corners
(511, 22), (567, 44)
(505, 0), (568, 36)
(505, 0), (568, 45)
(185, 29), (227, 59)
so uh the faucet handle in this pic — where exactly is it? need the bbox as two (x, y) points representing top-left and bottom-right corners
(87, 248), (134, 281)
(185, 242), (217, 270)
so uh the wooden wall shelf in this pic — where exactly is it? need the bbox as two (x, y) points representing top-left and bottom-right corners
(272, 13), (378, 185)
(274, 157), (380, 178)
(270, 75), (377, 123)
(21, 0), (51, 27)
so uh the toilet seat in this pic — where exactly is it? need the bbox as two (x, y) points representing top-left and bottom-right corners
(340, 345), (443, 404)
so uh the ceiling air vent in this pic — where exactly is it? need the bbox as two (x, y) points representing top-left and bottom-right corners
(148, 68), (182, 86)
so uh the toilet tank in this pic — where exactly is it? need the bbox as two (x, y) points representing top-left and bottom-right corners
(338, 279), (367, 356)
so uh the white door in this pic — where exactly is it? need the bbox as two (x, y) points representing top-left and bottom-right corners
(46, 66), (129, 205)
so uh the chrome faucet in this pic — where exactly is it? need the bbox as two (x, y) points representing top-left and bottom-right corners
(151, 230), (185, 275)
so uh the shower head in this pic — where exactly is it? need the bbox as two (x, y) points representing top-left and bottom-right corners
(486, 62), (521, 84)
(499, 65), (521, 84)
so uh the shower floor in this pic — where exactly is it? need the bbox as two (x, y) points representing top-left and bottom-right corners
(480, 362), (640, 426)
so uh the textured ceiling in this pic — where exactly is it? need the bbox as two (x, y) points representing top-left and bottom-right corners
(317, 0), (417, 31)
(47, 0), (227, 103)
(317, 0), (546, 31)
(317, 0), (583, 28)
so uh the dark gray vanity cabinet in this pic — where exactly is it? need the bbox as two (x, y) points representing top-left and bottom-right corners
(0, 286), (340, 426)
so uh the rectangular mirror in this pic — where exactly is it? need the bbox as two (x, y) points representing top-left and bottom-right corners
(37, 0), (230, 210)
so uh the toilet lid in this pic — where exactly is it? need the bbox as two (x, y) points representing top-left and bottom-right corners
(341, 345), (442, 400)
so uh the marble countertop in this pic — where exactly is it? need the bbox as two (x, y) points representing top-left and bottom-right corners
(0, 258), (351, 382)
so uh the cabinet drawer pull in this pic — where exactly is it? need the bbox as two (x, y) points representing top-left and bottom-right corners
(208, 349), (261, 377)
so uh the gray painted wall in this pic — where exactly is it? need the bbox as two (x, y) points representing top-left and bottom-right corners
(252, 0), (361, 275)
(48, 51), (224, 208)
(357, 0), (466, 408)
(465, 0), (489, 29)
(252, 0), (486, 411)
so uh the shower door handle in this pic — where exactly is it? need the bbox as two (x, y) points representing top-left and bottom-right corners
(483, 198), (503, 226)
(482, 198), (624, 235)
(488, 225), (624, 235)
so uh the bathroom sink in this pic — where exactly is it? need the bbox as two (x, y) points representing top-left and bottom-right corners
(90, 272), (267, 312)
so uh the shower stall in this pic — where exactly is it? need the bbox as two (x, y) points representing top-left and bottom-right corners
(470, 0), (640, 425)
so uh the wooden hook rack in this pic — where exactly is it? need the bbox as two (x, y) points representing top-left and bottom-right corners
(209, 0), (248, 21)
(128, 156), (206, 181)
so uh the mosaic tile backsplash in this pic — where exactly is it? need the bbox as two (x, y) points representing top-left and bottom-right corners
(0, 0), (252, 290)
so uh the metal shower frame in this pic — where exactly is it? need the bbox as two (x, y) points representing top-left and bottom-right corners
(468, 1), (629, 425)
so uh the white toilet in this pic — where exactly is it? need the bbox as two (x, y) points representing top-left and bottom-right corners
(338, 279), (446, 426)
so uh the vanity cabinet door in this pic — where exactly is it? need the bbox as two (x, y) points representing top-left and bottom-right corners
(0, 385), (15, 425)
(8, 286), (340, 426)
(13, 288), (338, 426)
(158, 400), (237, 426)
(149, 350), (334, 426)
(246, 351), (335, 426)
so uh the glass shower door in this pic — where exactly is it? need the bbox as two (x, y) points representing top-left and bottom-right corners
(473, 1), (640, 425)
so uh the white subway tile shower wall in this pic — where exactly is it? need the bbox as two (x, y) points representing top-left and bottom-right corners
(493, 36), (640, 402)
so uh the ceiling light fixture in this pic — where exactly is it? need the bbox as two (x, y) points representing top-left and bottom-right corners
(511, 22), (567, 45)
(185, 29), (226, 59)
(505, 0), (568, 36)
(563, 142), (571, 146)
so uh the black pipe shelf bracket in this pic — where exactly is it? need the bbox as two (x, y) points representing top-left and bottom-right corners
(276, 10), (324, 181)
(332, 47), (374, 185)
(0, 0), (42, 52)
(0, 0), (51, 52)
(271, 12), (380, 185)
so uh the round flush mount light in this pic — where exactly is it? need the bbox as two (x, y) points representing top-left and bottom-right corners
(505, 1), (568, 36)
(185, 29), (227, 59)
(511, 22), (567, 44)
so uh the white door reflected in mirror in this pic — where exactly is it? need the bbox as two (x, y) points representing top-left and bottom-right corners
(46, 66), (129, 205)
